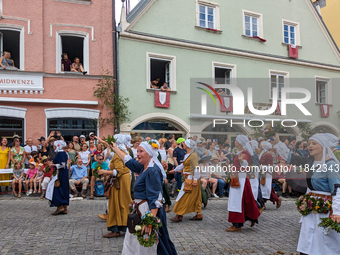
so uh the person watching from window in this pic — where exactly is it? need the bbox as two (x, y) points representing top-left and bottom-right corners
(61, 53), (72, 72)
(150, 78), (161, 89)
(161, 82), (171, 92)
(71, 57), (87, 75)
(0, 51), (17, 70)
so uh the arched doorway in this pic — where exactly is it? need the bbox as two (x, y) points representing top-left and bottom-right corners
(201, 123), (244, 147)
(132, 119), (186, 140)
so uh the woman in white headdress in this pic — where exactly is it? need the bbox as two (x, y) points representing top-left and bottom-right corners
(259, 141), (282, 209)
(273, 132), (340, 255)
(249, 140), (265, 210)
(170, 139), (202, 222)
(226, 135), (260, 232)
(112, 140), (177, 255)
(46, 140), (69, 215)
(98, 134), (132, 238)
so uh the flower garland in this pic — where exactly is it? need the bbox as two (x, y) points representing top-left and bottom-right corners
(148, 141), (159, 149)
(295, 194), (332, 216)
(262, 123), (283, 139)
(318, 216), (340, 235)
(133, 211), (162, 247)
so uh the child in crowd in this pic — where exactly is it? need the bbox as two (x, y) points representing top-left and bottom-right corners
(25, 162), (38, 196)
(33, 163), (44, 193)
(30, 151), (39, 163)
(40, 157), (54, 199)
(12, 161), (25, 198)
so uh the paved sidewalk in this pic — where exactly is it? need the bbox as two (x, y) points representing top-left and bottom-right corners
(0, 196), (300, 255)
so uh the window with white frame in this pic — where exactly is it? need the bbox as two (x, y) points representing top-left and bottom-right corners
(0, 29), (21, 70)
(199, 4), (215, 29)
(57, 32), (89, 74)
(283, 20), (300, 45)
(270, 73), (286, 99)
(196, 1), (220, 30)
(147, 53), (176, 91)
(213, 62), (236, 96)
(316, 79), (328, 104)
(243, 10), (263, 38)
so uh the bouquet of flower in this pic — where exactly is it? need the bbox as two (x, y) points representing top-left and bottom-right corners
(295, 194), (314, 216)
(103, 135), (116, 151)
(262, 123), (283, 139)
(318, 216), (340, 235)
(129, 201), (135, 214)
(93, 164), (103, 179)
(313, 196), (332, 214)
(133, 211), (162, 247)
(225, 172), (231, 184)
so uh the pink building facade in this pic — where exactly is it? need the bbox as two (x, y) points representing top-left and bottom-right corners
(0, 0), (114, 143)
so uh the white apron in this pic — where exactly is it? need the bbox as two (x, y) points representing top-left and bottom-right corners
(249, 171), (259, 201)
(122, 199), (157, 255)
(297, 189), (340, 255)
(227, 173), (247, 213)
(45, 174), (58, 201)
(175, 174), (192, 202)
(261, 172), (272, 199)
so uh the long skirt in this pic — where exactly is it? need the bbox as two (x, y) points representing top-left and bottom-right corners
(228, 178), (260, 224)
(50, 169), (69, 207)
(0, 174), (10, 187)
(122, 199), (177, 255)
(200, 184), (208, 205)
(263, 186), (279, 204)
(173, 180), (202, 216)
(107, 173), (131, 232)
(256, 179), (265, 209)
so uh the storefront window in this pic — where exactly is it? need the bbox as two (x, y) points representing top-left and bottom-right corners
(48, 118), (97, 142)
(0, 117), (24, 142)
(132, 120), (185, 140)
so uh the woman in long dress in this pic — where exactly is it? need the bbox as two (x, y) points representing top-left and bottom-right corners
(98, 134), (132, 238)
(46, 140), (69, 215)
(112, 141), (177, 255)
(273, 133), (340, 255)
(170, 139), (202, 222)
(0, 138), (11, 192)
(259, 141), (282, 209)
(226, 135), (260, 232)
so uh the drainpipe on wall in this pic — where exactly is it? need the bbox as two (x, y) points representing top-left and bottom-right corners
(112, 0), (118, 134)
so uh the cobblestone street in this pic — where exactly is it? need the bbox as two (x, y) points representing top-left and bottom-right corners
(0, 196), (301, 255)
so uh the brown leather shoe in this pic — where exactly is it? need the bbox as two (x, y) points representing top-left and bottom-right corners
(276, 197), (282, 209)
(225, 225), (241, 232)
(103, 232), (121, 238)
(170, 215), (182, 222)
(203, 202), (208, 209)
(250, 221), (256, 227)
(189, 213), (203, 221)
(51, 206), (65, 216)
(97, 214), (108, 221)
(61, 206), (68, 214)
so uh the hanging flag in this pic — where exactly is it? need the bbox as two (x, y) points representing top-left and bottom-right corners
(321, 104), (329, 117)
(277, 101), (281, 115)
(220, 96), (233, 112)
(155, 91), (170, 108)
(289, 44), (298, 58)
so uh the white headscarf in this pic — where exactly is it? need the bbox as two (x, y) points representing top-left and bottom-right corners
(139, 141), (166, 181)
(124, 135), (133, 148)
(54, 140), (67, 152)
(185, 139), (196, 149)
(259, 141), (272, 159)
(309, 133), (340, 167)
(236, 135), (254, 156)
(322, 133), (339, 149)
(250, 140), (258, 151)
(114, 134), (128, 154)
